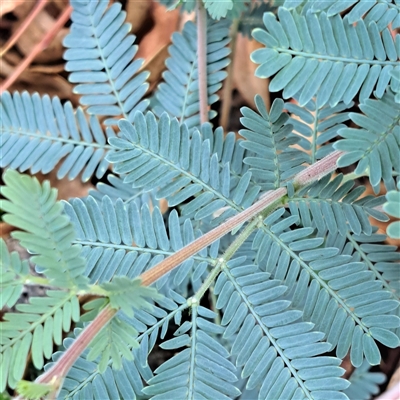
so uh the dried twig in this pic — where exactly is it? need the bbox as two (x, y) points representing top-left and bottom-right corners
(0, 0), (49, 58)
(196, 0), (208, 124)
(0, 5), (72, 93)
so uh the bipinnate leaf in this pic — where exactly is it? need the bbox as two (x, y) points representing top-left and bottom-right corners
(100, 277), (160, 317)
(0, 170), (88, 289)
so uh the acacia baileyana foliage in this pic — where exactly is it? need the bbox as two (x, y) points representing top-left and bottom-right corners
(1, 0), (399, 399)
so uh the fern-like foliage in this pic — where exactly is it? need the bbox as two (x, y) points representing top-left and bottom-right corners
(0, 170), (88, 289)
(289, 173), (388, 236)
(251, 8), (400, 107)
(0, 171), (88, 391)
(0, 92), (112, 182)
(0, 291), (80, 390)
(335, 91), (400, 192)
(344, 229), (400, 298)
(16, 381), (54, 400)
(63, 196), (220, 292)
(63, 0), (149, 125)
(285, 99), (353, 162)
(384, 180), (400, 238)
(85, 313), (140, 373)
(390, 68), (400, 102)
(108, 112), (261, 226)
(204, 0), (233, 20)
(250, 208), (400, 367)
(101, 277), (160, 318)
(153, 19), (231, 128)
(1, 238), (30, 309)
(212, 256), (348, 399)
(88, 173), (159, 208)
(2, 0), (400, 397)
(239, 95), (308, 190)
(50, 295), (187, 399)
(238, 105), (399, 366)
(239, 1), (282, 38)
(344, 360), (386, 400)
(144, 304), (241, 399)
(284, 0), (400, 29)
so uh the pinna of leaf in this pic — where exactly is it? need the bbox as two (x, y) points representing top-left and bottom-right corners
(1, 0), (399, 399)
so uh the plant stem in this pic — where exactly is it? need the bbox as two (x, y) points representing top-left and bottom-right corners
(0, 5), (72, 93)
(37, 305), (117, 385)
(142, 150), (343, 287)
(23, 275), (51, 286)
(31, 150), (342, 392)
(293, 150), (343, 187)
(341, 170), (369, 183)
(193, 215), (261, 302)
(0, 0), (49, 58)
(196, 0), (208, 124)
(220, 18), (239, 131)
(141, 187), (287, 286)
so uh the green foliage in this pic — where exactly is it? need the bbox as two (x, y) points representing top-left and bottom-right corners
(0, 172), (162, 393)
(384, 181), (400, 238)
(86, 315), (140, 373)
(0, 290), (80, 390)
(64, 0), (149, 125)
(58, 296), (186, 398)
(16, 381), (54, 400)
(239, 95), (307, 189)
(252, 9), (400, 107)
(335, 92), (400, 192)
(0, 170), (88, 289)
(1, 0), (399, 399)
(101, 277), (160, 317)
(1, 238), (30, 309)
(0, 92), (112, 182)
(153, 18), (231, 128)
(203, 0), (233, 20)
(283, 0), (400, 28)
(344, 360), (386, 400)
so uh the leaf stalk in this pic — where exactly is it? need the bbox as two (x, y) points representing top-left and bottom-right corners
(196, 0), (208, 124)
(29, 150), (343, 396)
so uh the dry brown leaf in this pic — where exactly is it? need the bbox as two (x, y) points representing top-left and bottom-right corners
(35, 170), (94, 200)
(0, 222), (14, 238)
(28, 63), (65, 74)
(126, 0), (152, 33)
(0, 0), (24, 17)
(232, 34), (270, 110)
(1, 71), (77, 102)
(136, 1), (179, 61)
(140, 44), (169, 90)
(50, 0), (67, 12)
(0, 49), (21, 72)
(12, 6), (67, 63)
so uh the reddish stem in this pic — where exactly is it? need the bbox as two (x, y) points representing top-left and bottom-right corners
(141, 187), (287, 286)
(293, 150), (343, 187)
(0, 0), (49, 58)
(30, 151), (342, 394)
(37, 306), (117, 385)
(196, 0), (208, 124)
(0, 5), (72, 93)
